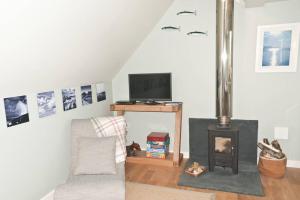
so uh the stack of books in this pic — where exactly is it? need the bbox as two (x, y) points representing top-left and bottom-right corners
(146, 132), (170, 159)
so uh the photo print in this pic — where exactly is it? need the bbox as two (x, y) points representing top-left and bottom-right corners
(37, 91), (56, 118)
(256, 23), (300, 72)
(62, 88), (77, 111)
(96, 83), (106, 102)
(81, 85), (92, 106)
(4, 95), (29, 127)
(262, 30), (292, 67)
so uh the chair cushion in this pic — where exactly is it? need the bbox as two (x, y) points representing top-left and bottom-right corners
(74, 136), (116, 175)
(90, 116), (127, 163)
(54, 162), (125, 200)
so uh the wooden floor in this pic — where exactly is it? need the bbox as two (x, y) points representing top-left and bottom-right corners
(125, 160), (300, 200)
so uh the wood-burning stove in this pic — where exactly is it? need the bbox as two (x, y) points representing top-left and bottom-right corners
(208, 124), (239, 174)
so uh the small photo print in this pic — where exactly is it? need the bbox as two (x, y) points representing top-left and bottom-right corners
(262, 30), (292, 67)
(96, 83), (106, 102)
(62, 88), (77, 111)
(4, 95), (30, 127)
(37, 91), (56, 118)
(81, 85), (92, 106)
(255, 23), (300, 72)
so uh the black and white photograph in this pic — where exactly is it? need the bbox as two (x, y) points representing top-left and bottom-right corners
(81, 85), (92, 106)
(62, 88), (77, 111)
(256, 23), (300, 72)
(37, 91), (56, 118)
(96, 83), (106, 102)
(4, 95), (30, 127)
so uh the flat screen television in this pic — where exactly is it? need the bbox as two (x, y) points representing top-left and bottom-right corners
(129, 73), (172, 102)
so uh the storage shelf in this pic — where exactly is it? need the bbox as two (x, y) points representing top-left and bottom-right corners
(111, 103), (183, 167)
(126, 151), (183, 167)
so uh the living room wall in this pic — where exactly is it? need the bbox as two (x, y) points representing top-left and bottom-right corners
(113, 0), (300, 163)
(0, 1), (174, 199)
(0, 85), (112, 200)
(0, 1), (114, 200)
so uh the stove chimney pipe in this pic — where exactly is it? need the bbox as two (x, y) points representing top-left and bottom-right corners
(216, 0), (234, 127)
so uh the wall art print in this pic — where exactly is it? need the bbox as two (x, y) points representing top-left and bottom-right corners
(62, 88), (77, 111)
(96, 83), (106, 102)
(81, 85), (92, 106)
(37, 91), (56, 118)
(255, 23), (300, 72)
(4, 95), (30, 127)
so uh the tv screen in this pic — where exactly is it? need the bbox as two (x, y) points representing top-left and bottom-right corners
(129, 73), (172, 101)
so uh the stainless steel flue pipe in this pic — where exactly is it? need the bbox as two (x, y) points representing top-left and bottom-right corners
(216, 0), (234, 127)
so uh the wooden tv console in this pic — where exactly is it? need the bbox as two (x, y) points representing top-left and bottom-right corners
(110, 103), (183, 167)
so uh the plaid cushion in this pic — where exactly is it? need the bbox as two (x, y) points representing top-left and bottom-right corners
(90, 116), (127, 163)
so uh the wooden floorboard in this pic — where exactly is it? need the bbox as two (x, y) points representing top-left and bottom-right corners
(125, 159), (300, 200)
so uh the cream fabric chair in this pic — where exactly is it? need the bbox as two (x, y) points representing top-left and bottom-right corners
(54, 118), (125, 200)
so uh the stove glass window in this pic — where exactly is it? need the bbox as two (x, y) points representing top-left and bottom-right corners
(215, 137), (231, 153)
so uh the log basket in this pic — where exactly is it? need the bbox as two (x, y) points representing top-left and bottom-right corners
(258, 155), (287, 178)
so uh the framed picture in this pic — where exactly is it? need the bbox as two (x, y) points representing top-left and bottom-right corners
(96, 83), (106, 102)
(81, 85), (92, 106)
(37, 91), (56, 118)
(4, 95), (30, 127)
(255, 23), (300, 72)
(62, 88), (77, 111)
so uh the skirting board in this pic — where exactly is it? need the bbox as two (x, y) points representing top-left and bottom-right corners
(181, 151), (300, 168)
(287, 160), (300, 168)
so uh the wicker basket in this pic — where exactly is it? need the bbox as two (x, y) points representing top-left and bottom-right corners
(258, 155), (287, 178)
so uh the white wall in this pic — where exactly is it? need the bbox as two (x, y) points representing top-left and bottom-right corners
(244, 0), (287, 7)
(113, 0), (300, 161)
(0, 1), (115, 200)
(0, 0), (173, 96)
(0, 0), (175, 199)
(237, 0), (300, 161)
(0, 84), (112, 200)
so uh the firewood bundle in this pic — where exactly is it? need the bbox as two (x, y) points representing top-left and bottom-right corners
(257, 138), (285, 159)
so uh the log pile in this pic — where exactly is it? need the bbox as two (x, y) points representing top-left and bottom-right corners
(257, 138), (285, 159)
(257, 138), (287, 178)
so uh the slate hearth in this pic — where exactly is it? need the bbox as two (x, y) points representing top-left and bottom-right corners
(178, 118), (264, 196)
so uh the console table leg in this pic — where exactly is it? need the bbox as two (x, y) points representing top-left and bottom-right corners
(173, 107), (182, 166)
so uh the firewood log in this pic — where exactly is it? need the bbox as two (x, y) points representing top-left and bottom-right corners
(271, 140), (282, 152)
(263, 138), (270, 145)
(257, 142), (285, 159)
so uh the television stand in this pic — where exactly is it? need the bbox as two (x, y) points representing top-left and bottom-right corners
(143, 100), (161, 105)
(110, 103), (183, 167)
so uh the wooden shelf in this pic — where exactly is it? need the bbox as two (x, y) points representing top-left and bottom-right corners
(110, 103), (181, 113)
(126, 151), (183, 167)
(111, 103), (183, 167)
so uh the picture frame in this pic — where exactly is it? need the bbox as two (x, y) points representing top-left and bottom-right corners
(81, 85), (93, 106)
(4, 95), (30, 127)
(96, 83), (106, 102)
(255, 23), (300, 73)
(62, 88), (77, 111)
(37, 91), (56, 118)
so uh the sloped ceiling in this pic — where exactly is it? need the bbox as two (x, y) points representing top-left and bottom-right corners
(0, 0), (173, 95)
(244, 0), (287, 7)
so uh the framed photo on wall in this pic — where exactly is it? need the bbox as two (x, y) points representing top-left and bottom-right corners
(255, 23), (300, 72)
(96, 83), (106, 102)
(4, 95), (30, 127)
(37, 91), (56, 118)
(62, 88), (77, 111)
(81, 85), (92, 106)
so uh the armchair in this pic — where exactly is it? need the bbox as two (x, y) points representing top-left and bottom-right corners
(54, 116), (126, 200)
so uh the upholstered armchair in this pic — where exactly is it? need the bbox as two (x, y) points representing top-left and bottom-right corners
(54, 116), (126, 200)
